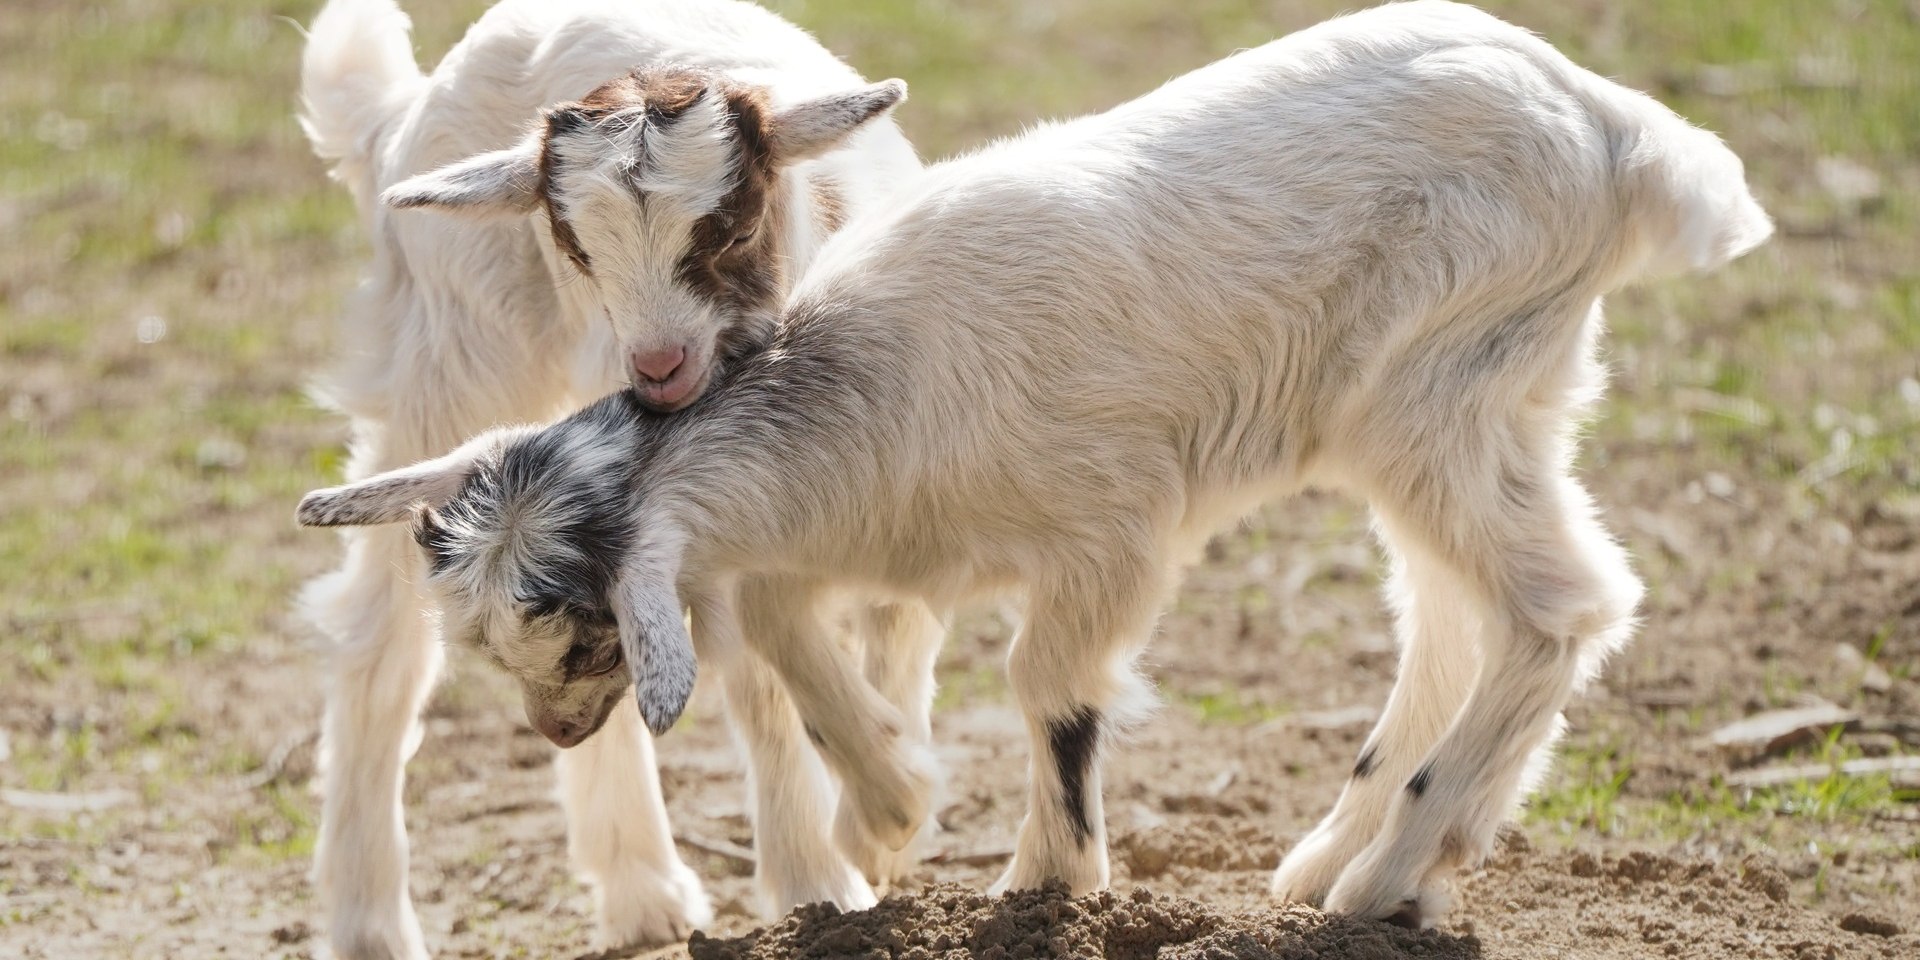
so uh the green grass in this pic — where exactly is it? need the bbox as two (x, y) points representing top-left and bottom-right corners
(1530, 727), (1916, 848)
(1175, 688), (1289, 726)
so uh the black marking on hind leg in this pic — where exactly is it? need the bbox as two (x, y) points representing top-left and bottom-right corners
(1352, 744), (1379, 780)
(1046, 706), (1102, 845)
(1406, 761), (1435, 798)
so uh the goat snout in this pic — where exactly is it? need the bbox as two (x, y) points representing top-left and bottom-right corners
(630, 346), (685, 383)
(628, 344), (709, 412)
(531, 713), (590, 749)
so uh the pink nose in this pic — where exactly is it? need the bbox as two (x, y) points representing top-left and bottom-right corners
(630, 346), (686, 384)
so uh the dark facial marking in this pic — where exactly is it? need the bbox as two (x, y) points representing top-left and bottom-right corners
(1406, 762), (1435, 798)
(538, 105), (596, 274)
(673, 85), (785, 337)
(424, 414), (637, 627)
(1352, 744), (1379, 780)
(1047, 706), (1102, 845)
(535, 69), (719, 277)
(559, 629), (622, 682)
(536, 67), (788, 355)
(414, 506), (458, 574)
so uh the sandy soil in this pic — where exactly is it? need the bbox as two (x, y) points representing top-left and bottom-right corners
(6, 484), (1915, 958)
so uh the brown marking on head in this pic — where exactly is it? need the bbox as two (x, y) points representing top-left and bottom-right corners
(535, 68), (786, 328)
(534, 68), (734, 276)
(535, 124), (592, 274)
(672, 84), (787, 345)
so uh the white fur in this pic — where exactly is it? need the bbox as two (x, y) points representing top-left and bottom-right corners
(303, 0), (1771, 932)
(296, 1), (927, 956)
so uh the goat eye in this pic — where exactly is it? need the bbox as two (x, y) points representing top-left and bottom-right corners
(721, 225), (756, 253)
(584, 643), (624, 677)
(567, 639), (623, 678)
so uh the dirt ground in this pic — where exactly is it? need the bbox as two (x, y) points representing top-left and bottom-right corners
(3, 0), (1917, 958)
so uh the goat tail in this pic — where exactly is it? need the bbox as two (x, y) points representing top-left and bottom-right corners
(300, 0), (424, 211)
(1607, 96), (1773, 280)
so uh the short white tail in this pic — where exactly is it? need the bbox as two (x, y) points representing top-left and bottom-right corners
(1614, 104), (1773, 277)
(299, 0), (424, 211)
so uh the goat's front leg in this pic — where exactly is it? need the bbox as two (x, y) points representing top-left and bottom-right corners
(993, 560), (1167, 895)
(835, 600), (947, 887)
(302, 526), (441, 960)
(734, 576), (937, 859)
(717, 649), (877, 914)
(1272, 530), (1480, 907)
(556, 697), (711, 947)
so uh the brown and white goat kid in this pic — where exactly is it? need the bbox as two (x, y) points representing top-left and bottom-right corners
(297, 0), (931, 956)
(299, 0), (1772, 930)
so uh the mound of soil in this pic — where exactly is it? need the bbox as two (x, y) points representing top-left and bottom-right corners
(1115, 816), (1285, 877)
(686, 883), (1476, 960)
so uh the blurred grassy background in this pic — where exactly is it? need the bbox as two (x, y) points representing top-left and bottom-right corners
(1, 0), (1916, 934)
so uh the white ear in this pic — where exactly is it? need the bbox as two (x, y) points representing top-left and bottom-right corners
(296, 431), (506, 527)
(767, 79), (908, 164)
(381, 135), (542, 217)
(614, 558), (697, 737)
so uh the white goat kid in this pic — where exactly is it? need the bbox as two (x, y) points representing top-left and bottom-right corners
(300, 0), (1772, 929)
(298, 0), (928, 956)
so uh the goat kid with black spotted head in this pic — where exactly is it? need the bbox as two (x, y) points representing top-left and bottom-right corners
(303, 0), (1771, 933)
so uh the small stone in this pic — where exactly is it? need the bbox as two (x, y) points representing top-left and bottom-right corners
(196, 437), (246, 471)
(1833, 643), (1892, 693)
(136, 314), (168, 344)
(1838, 913), (1901, 937)
(270, 921), (311, 944)
(1739, 855), (1790, 904)
(1815, 157), (1881, 209)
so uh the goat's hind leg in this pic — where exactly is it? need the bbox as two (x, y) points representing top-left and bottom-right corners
(1326, 434), (1640, 926)
(1271, 535), (1481, 907)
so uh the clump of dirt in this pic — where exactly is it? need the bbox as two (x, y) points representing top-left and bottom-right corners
(1114, 816), (1284, 877)
(687, 883), (1476, 960)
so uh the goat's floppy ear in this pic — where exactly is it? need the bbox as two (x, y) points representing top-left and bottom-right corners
(614, 563), (696, 737)
(296, 432), (502, 527)
(382, 134), (542, 217)
(767, 79), (907, 164)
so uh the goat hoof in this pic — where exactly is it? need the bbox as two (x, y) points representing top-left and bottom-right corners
(328, 919), (428, 960)
(1325, 866), (1450, 931)
(836, 793), (933, 887)
(594, 859), (713, 948)
(1270, 818), (1366, 908)
(1382, 898), (1424, 929)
